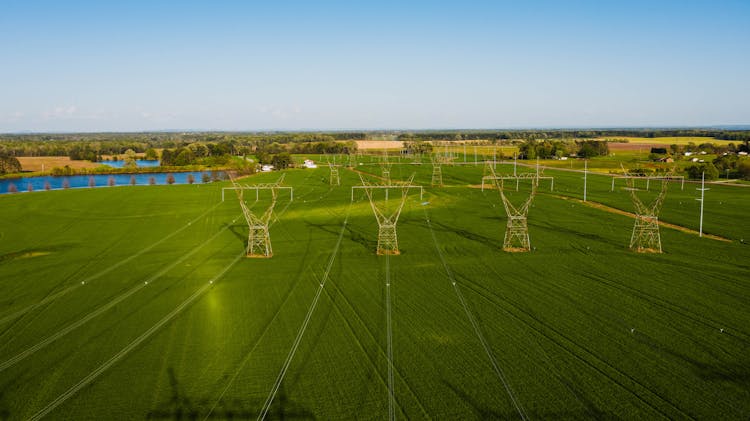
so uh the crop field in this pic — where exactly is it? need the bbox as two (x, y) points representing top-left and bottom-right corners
(1, 161), (749, 420)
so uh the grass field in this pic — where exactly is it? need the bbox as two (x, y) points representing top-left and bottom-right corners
(1, 162), (749, 419)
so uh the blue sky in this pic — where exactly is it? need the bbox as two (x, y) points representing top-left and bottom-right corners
(1, 0), (748, 132)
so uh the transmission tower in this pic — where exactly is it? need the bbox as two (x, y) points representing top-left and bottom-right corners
(359, 173), (415, 255)
(431, 154), (443, 187)
(622, 166), (669, 253)
(329, 163), (340, 186)
(229, 174), (282, 258)
(327, 157), (340, 186)
(380, 150), (392, 184)
(486, 166), (538, 252)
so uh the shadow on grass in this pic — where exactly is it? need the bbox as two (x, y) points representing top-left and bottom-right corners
(444, 379), (618, 420)
(0, 390), (8, 421)
(146, 368), (314, 420)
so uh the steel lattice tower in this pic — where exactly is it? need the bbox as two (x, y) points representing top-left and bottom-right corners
(228, 173), (283, 258)
(328, 162), (340, 186)
(485, 165), (538, 252)
(624, 169), (669, 253)
(239, 187), (277, 257)
(431, 154), (443, 187)
(498, 179), (536, 252)
(360, 174), (415, 255)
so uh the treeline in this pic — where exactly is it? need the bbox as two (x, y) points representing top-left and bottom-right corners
(0, 132), (366, 158)
(397, 129), (750, 142)
(689, 155), (750, 181)
(518, 140), (609, 159)
(254, 141), (358, 167)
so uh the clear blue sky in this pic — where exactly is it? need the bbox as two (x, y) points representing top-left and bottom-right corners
(1, 0), (748, 132)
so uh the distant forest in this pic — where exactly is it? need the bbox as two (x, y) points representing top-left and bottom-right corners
(0, 129), (748, 160)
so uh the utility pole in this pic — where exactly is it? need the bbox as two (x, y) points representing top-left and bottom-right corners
(583, 160), (588, 202)
(696, 171), (709, 238)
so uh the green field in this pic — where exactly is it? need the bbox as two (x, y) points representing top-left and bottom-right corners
(1, 162), (749, 419)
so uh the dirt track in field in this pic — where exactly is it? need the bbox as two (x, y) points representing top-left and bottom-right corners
(551, 194), (731, 242)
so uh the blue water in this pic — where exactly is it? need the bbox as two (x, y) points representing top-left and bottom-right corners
(0, 171), (222, 194)
(101, 160), (161, 168)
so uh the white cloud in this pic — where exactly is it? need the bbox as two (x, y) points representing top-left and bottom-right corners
(42, 105), (78, 119)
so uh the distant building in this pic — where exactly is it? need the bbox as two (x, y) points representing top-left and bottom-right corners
(261, 164), (275, 172)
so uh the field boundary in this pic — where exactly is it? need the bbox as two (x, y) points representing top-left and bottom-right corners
(549, 194), (731, 242)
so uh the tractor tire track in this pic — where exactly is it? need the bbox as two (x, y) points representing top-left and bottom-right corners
(455, 272), (695, 420)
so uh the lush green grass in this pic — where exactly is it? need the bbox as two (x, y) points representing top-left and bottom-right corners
(0, 164), (749, 419)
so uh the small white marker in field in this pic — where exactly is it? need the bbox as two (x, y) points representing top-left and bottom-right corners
(630, 328), (635, 334)
(209, 280), (212, 284)
(720, 328), (724, 333)
(145, 281), (148, 285)
(81, 281), (85, 285)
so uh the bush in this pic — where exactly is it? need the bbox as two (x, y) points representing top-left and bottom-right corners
(738, 160), (750, 180)
(166, 174), (175, 185)
(685, 162), (719, 180)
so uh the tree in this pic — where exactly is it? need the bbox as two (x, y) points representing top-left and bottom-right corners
(166, 173), (175, 185)
(271, 152), (293, 169)
(173, 148), (196, 166)
(738, 159), (750, 180)
(0, 153), (21, 175)
(123, 149), (138, 169)
(108, 176), (116, 186)
(130, 175), (137, 185)
(685, 162), (719, 180)
(201, 172), (211, 183)
(149, 176), (156, 185)
(63, 179), (70, 189)
(88, 176), (96, 188)
(144, 148), (158, 160)
(8, 183), (17, 193)
(187, 173), (195, 184)
(44, 181), (51, 191)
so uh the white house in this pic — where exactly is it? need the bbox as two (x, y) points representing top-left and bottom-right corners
(261, 164), (275, 172)
(302, 159), (317, 169)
